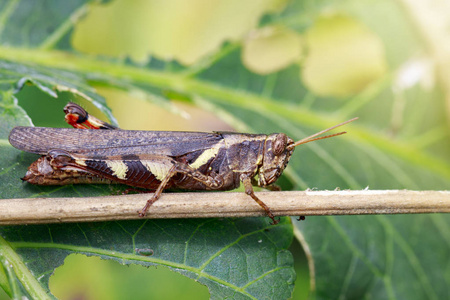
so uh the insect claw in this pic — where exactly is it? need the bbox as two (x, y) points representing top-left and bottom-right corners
(270, 217), (280, 225)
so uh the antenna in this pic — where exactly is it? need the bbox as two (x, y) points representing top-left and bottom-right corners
(286, 117), (358, 150)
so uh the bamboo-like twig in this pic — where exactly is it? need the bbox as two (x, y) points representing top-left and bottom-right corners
(0, 190), (449, 225)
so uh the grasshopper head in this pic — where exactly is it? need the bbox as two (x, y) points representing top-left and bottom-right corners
(258, 133), (295, 187)
(258, 118), (358, 187)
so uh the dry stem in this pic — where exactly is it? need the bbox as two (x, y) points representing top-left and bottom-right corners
(0, 190), (449, 225)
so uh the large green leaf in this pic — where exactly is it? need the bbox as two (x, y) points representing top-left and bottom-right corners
(0, 218), (295, 300)
(0, 62), (296, 299)
(0, 1), (449, 299)
(296, 214), (450, 300)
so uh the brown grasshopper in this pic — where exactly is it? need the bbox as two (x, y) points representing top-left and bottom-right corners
(9, 103), (357, 224)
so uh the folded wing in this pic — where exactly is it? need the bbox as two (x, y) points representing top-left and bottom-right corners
(9, 127), (224, 157)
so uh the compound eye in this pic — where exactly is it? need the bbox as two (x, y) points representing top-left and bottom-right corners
(273, 134), (287, 156)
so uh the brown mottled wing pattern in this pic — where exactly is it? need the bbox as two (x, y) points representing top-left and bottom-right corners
(8, 127), (224, 157)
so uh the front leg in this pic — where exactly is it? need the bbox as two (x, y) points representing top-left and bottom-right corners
(251, 177), (280, 192)
(265, 184), (281, 192)
(241, 175), (278, 225)
(175, 162), (223, 189)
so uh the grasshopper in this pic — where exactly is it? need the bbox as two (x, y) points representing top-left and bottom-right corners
(9, 103), (356, 224)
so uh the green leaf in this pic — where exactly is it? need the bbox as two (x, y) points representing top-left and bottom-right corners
(0, 218), (295, 299)
(0, 62), (296, 298)
(0, 60), (117, 200)
(295, 214), (450, 300)
(0, 60), (117, 126)
(1, 1), (450, 299)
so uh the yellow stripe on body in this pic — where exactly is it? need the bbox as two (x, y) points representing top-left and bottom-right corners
(75, 159), (87, 166)
(141, 161), (172, 181)
(105, 160), (128, 180)
(189, 145), (220, 169)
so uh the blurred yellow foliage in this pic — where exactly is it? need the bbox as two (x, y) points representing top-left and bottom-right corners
(72, 0), (286, 65)
(242, 26), (302, 74)
(301, 13), (388, 97)
(97, 86), (232, 131)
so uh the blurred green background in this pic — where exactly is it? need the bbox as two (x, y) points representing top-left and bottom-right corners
(1, 0), (450, 299)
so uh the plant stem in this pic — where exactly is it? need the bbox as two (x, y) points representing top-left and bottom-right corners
(0, 190), (449, 225)
(0, 236), (51, 299)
